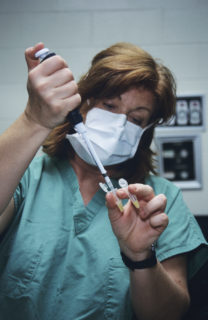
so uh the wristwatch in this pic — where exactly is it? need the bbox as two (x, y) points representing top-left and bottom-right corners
(121, 246), (157, 271)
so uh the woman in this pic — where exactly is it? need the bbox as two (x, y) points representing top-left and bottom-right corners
(0, 42), (207, 320)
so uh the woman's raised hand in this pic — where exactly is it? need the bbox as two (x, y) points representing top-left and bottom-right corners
(24, 43), (81, 130)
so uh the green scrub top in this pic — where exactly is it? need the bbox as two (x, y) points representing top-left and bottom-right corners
(0, 154), (207, 320)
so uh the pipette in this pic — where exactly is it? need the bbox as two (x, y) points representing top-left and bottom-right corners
(35, 48), (123, 211)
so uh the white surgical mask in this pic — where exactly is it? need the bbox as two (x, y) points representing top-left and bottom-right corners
(66, 107), (151, 166)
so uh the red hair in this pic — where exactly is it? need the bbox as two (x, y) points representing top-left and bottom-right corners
(43, 42), (176, 182)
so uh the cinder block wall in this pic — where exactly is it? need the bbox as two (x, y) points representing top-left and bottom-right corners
(1, 0), (208, 215)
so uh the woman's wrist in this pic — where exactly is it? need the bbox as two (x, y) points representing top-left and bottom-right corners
(119, 242), (155, 262)
(120, 244), (157, 271)
(22, 108), (51, 137)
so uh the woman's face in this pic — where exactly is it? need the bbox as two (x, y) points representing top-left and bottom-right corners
(94, 87), (155, 128)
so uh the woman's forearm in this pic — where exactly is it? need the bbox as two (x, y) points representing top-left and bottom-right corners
(0, 112), (50, 214)
(130, 258), (190, 320)
(0, 43), (81, 216)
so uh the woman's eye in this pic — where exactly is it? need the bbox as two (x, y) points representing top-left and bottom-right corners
(129, 117), (143, 126)
(103, 103), (115, 110)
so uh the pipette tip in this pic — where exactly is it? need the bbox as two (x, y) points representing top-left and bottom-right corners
(99, 182), (124, 212)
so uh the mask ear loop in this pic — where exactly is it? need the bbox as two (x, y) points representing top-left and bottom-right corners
(142, 121), (155, 133)
(118, 178), (140, 209)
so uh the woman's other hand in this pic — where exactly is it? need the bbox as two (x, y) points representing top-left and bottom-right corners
(106, 183), (168, 261)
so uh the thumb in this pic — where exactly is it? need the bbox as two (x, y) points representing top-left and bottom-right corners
(106, 192), (123, 223)
(25, 42), (45, 71)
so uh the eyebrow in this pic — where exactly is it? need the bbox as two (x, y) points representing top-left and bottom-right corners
(111, 95), (152, 114)
(128, 106), (152, 114)
(117, 95), (152, 114)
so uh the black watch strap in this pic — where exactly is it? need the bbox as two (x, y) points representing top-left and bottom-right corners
(121, 249), (157, 271)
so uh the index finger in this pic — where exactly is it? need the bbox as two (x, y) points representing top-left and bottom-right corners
(128, 183), (155, 201)
(37, 54), (69, 77)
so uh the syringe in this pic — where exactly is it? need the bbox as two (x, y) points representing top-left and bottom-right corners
(35, 48), (123, 211)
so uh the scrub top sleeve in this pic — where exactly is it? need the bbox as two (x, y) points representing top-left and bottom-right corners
(13, 168), (30, 213)
(156, 188), (208, 266)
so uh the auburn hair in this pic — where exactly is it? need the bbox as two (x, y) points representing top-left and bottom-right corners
(42, 42), (176, 183)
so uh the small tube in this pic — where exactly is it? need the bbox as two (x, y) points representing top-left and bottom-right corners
(118, 178), (140, 209)
(115, 197), (124, 212)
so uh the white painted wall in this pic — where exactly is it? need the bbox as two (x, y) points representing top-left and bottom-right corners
(0, 0), (208, 215)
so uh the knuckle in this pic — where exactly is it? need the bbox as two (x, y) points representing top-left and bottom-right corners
(161, 213), (169, 226)
(67, 70), (74, 81)
(67, 94), (81, 108)
(28, 69), (36, 83)
(44, 91), (54, 104)
(54, 55), (68, 68)
(70, 80), (78, 92)
(146, 185), (153, 194)
(75, 93), (82, 104)
(28, 70), (46, 92)
(159, 193), (167, 204)
(45, 94), (61, 111)
(130, 183), (141, 190)
(36, 80), (49, 94)
(61, 67), (74, 82)
(51, 103), (62, 115)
